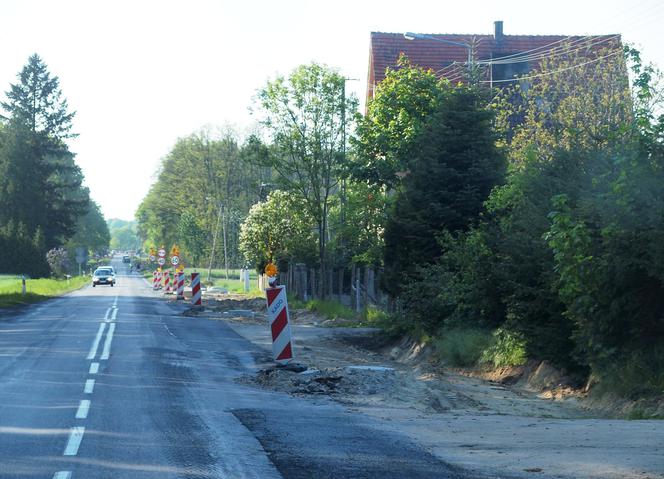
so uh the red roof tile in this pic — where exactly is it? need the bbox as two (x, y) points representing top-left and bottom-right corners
(367, 30), (621, 101)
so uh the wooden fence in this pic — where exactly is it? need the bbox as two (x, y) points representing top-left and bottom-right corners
(258, 263), (384, 311)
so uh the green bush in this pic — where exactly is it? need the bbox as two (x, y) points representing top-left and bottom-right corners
(481, 328), (528, 367)
(595, 346), (664, 398)
(434, 328), (494, 367)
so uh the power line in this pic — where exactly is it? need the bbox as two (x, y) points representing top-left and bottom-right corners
(432, 33), (620, 83)
(480, 49), (623, 84)
(482, 35), (621, 66)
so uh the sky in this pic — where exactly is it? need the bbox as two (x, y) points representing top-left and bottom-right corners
(1, 0), (663, 221)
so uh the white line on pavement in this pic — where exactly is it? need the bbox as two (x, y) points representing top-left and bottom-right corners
(111, 307), (118, 321)
(86, 323), (107, 360)
(53, 472), (72, 479)
(89, 362), (99, 374)
(113, 296), (118, 307)
(84, 379), (95, 394)
(100, 322), (116, 360)
(63, 427), (85, 456)
(104, 308), (111, 322)
(75, 400), (91, 419)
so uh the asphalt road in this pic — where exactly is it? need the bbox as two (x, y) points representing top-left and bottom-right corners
(0, 258), (486, 479)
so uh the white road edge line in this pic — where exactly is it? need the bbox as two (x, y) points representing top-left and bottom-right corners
(100, 322), (116, 360)
(75, 399), (91, 419)
(87, 323), (107, 360)
(111, 308), (118, 321)
(89, 362), (99, 374)
(53, 472), (72, 479)
(84, 379), (95, 394)
(63, 427), (85, 456)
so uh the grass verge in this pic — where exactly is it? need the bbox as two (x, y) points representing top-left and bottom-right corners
(0, 276), (89, 308)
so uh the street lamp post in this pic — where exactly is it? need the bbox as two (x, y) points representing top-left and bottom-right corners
(404, 32), (473, 80)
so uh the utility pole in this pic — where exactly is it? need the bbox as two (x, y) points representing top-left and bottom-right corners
(222, 204), (229, 280)
(207, 201), (223, 282)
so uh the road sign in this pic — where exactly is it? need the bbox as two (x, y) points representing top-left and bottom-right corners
(149, 255), (156, 262)
(157, 257), (166, 266)
(170, 256), (180, 266)
(158, 248), (166, 258)
(74, 247), (87, 265)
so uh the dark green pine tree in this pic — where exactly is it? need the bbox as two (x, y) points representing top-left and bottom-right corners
(382, 85), (505, 297)
(0, 54), (88, 252)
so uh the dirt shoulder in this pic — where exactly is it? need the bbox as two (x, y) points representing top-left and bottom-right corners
(188, 296), (664, 479)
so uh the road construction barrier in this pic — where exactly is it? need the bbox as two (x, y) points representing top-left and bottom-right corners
(152, 271), (159, 290)
(191, 272), (201, 306)
(176, 271), (185, 300)
(265, 285), (294, 364)
(163, 271), (171, 293)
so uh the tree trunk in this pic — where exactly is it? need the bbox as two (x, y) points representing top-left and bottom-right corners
(328, 269), (334, 298)
(367, 267), (375, 304)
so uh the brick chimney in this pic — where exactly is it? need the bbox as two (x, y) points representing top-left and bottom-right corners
(494, 20), (504, 48)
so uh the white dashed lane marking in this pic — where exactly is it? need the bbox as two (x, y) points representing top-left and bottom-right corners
(63, 427), (85, 456)
(56, 301), (118, 475)
(75, 400), (91, 419)
(84, 379), (95, 394)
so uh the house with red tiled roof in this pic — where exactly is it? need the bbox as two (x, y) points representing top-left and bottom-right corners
(367, 21), (620, 103)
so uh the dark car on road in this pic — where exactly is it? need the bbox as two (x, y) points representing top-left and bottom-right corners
(92, 268), (115, 287)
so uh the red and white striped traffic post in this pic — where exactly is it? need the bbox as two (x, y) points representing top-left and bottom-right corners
(265, 284), (294, 364)
(190, 272), (202, 306)
(152, 271), (159, 290)
(163, 271), (171, 293)
(176, 271), (185, 300)
(264, 263), (294, 365)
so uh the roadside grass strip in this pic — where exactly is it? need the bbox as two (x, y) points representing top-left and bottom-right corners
(0, 276), (89, 307)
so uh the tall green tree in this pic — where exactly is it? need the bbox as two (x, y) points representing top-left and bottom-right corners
(67, 201), (110, 255)
(136, 131), (268, 267)
(253, 63), (357, 294)
(0, 54), (88, 249)
(381, 82), (505, 297)
(351, 56), (441, 189)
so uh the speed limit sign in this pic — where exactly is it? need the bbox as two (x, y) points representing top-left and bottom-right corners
(157, 257), (166, 266)
(158, 248), (166, 258)
(171, 256), (180, 266)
